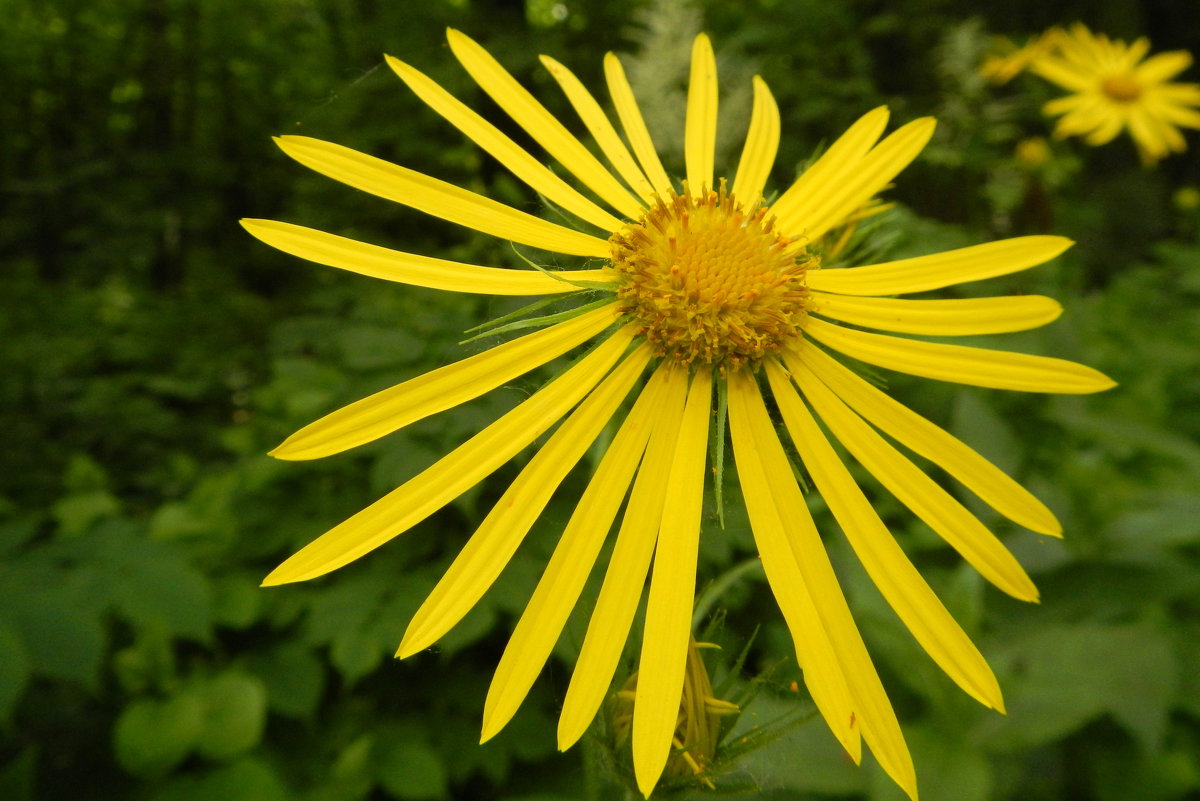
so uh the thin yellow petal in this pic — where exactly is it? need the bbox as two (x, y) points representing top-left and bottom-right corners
(482, 366), (669, 741)
(769, 107), (890, 237)
(261, 326), (635, 586)
(766, 360), (1005, 712)
(633, 370), (711, 796)
(604, 52), (675, 199)
(789, 360), (1039, 601)
(386, 55), (623, 233)
(398, 345), (652, 658)
(540, 55), (657, 203)
(1030, 58), (1095, 92)
(241, 219), (611, 295)
(685, 33), (718, 197)
(790, 344), (1061, 535)
(445, 29), (644, 220)
(1136, 50), (1193, 84)
(807, 236), (1073, 296)
(805, 316), (1117, 394)
(274, 135), (610, 258)
(779, 118), (937, 244)
(812, 293), (1063, 336)
(731, 77), (781, 205)
(727, 373), (862, 763)
(272, 304), (620, 460)
(727, 369), (915, 798)
(557, 363), (691, 750)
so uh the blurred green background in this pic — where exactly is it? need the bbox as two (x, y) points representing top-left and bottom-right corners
(3, 0), (1199, 799)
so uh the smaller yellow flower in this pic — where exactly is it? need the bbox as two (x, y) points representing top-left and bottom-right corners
(1030, 23), (1200, 164)
(1015, 136), (1052, 169)
(980, 29), (1064, 85)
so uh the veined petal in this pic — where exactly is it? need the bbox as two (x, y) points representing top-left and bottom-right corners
(789, 360), (1039, 601)
(482, 365), (670, 741)
(731, 77), (781, 205)
(770, 106), (890, 234)
(397, 344), (652, 658)
(787, 344), (1061, 535)
(272, 304), (620, 460)
(274, 135), (610, 258)
(811, 293), (1063, 336)
(807, 236), (1073, 296)
(261, 326), (636, 586)
(727, 372), (862, 763)
(779, 117), (937, 244)
(804, 317), (1117, 394)
(540, 55), (657, 203)
(241, 219), (612, 295)
(386, 56), (624, 233)
(558, 363), (691, 750)
(446, 29), (645, 220)
(765, 361), (1005, 712)
(728, 369), (915, 798)
(685, 33), (718, 197)
(604, 52), (675, 199)
(633, 370), (711, 796)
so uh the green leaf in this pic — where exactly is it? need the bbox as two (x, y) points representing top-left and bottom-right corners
(373, 722), (448, 801)
(113, 691), (206, 778)
(983, 620), (1177, 752)
(867, 724), (992, 801)
(147, 758), (290, 801)
(0, 748), (36, 801)
(194, 672), (269, 761)
(51, 490), (121, 538)
(246, 643), (326, 720)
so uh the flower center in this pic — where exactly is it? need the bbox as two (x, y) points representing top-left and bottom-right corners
(610, 187), (813, 368)
(1101, 74), (1142, 103)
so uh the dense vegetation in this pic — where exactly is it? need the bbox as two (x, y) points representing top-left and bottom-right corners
(3, 1), (1198, 800)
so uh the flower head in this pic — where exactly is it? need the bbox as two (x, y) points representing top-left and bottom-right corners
(244, 30), (1114, 798)
(1027, 23), (1200, 164)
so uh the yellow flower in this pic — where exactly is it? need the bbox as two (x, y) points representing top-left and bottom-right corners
(1030, 22), (1200, 164)
(244, 30), (1114, 799)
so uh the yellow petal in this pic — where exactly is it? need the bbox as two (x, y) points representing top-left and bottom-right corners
(790, 343), (1061, 535)
(731, 77), (781, 205)
(633, 370), (711, 796)
(397, 344), (652, 658)
(604, 52), (675, 199)
(727, 368), (915, 799)
(1136, 50), (1193, 84)
(557, 363), (691, 750)
(261, 326), (635, 586)
(727, 371), (862, 763)
(811, 292), (1063, 336)
(789, 360), (1039, 601)
(445, 29), (644, 221)
(779, 117), (937, 243)
(482, 365), (670, 741)
(769, 107), (890, 236)
(386, 55), (623, 233)
(240, 219), (611, 295)
(766, 360), (1005, 712)
(807, 236), (1073, 296)
(540, 55), (657, 204)
(274, 135), (610, 258)
(804, 316), (1117, 394)
(685, 33), (718, 197)
(272, 304), (620, 460)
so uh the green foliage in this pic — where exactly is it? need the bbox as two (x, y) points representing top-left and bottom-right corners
(3, 0), (1200, 800)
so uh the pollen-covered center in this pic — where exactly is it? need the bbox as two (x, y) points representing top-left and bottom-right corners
(1101, 74), (1142, 103)
(610, 188), (814, 368)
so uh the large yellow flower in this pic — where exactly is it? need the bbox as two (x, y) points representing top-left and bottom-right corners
(1029, 23), (1200, 163)
(244, 30), (1114, 798)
